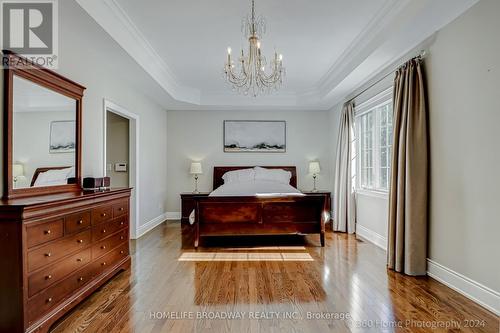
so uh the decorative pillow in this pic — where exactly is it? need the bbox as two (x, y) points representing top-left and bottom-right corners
(254, 167), (292, 184)
(222, 168), (255, 184)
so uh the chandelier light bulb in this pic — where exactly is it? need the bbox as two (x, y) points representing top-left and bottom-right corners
(227, 47), (232, 55)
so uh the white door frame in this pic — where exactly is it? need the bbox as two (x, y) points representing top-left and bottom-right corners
(103, 99), (140, 239)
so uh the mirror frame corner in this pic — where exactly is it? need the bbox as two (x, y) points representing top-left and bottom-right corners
(2, 51), (86, 199)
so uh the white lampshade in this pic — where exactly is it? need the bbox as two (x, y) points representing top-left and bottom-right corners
(308, 161), (321, 175)
(190, 162), (203, 175)
(13, 163), (24, 177)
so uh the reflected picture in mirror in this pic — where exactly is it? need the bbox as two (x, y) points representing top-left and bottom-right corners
(12, 75), (77, 189)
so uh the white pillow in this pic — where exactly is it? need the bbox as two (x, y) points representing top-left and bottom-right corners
(222, 168), (255, 184)
(34, 167), (74, 187)
(254, 167), (292, 185)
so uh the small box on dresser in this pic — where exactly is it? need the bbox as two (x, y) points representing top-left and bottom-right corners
(0, 188), (131, 333)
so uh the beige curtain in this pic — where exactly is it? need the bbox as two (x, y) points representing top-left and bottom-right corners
(387, 58), (428, 276)
(334, 102), (356, 234)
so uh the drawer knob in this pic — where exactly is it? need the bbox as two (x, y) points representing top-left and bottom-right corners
(76, 258), (83, 262)
(46, 297), (52, 303)
(77, 239), (84, 244)
(45, 274), (52, 280)
(120, 236), (124, 240)
(119, 207), (124, 211)
(102, 229), (106, 233)
(102, 262), (106, 266)
(44, 230), (51, 235)
(120, 221), (124, 226)
(78, 277), (84, 282)
(45, 253), (52, 257)
(101, 245), (106, 250)
(101, 213), (107, 217)
(78, 219), (83, 225)
(120, 250), (124, 254)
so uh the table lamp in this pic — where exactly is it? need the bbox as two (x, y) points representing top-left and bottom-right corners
(190, 162), (203, 194)
(13, 163), (24, 184)
(308, 161), (320, 192)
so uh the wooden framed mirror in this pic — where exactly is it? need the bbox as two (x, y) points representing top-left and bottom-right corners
(3, 51), (86, 199)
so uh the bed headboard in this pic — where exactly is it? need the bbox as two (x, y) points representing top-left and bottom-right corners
(213, 166), (297, 190)
(30, 166), (75, 187)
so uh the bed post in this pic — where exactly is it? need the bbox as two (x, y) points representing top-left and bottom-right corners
(194, 200), (200, 248)
(320, 195), (327, 247)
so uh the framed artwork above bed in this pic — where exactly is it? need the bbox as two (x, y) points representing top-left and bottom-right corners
(223, 120), (286, 153)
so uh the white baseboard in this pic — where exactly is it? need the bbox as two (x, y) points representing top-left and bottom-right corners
(427, 259), (500, 316)
(356, 224), (387, 250)
(135, 212), (167, 239)
(166, 212), (181, 220)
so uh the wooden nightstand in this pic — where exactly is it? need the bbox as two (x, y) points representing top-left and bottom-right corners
(180, 193), (209, 248)
(180, 192), (210, 223)
(301, 191), (332, 220)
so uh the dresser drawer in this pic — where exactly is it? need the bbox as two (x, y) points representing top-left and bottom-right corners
(92, 228), (129, 260)
(28, 248), (91, 297)
(28, 265), (96, 324)
(91, 205), (113, 225)
(27, 219), (64, 248)
(92, 217), (128, 242)
(91, 242), (129, 277)
(113, 200), (128, 218)
(28, 230), (91, 272)
(65, 210), (91, 235)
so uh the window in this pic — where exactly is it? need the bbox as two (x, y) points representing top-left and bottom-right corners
(355, 88), (393, 193)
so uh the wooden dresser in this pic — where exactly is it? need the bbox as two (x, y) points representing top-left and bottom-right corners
(0, 188), (131, 333)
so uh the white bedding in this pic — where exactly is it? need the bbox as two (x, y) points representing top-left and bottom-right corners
(33, 167), (75, 187)
(188, 179), (304, 224)
(209, 180), (303, 197)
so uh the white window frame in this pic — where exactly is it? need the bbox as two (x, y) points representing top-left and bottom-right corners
(354, 87), (393, 197)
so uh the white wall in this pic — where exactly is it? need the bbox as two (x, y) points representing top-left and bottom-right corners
(426, 0), (500, 293)
(166, 110), (332, 212)
(58, 1), (168, 230)
(1, 1), (169, 233)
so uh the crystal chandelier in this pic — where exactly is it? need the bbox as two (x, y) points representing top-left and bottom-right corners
(223, 0), (285, 97)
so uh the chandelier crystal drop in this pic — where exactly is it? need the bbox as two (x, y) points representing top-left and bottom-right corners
(223, 0), (285, 97)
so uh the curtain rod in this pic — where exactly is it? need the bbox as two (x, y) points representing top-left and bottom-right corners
(347, 50), (426, 105)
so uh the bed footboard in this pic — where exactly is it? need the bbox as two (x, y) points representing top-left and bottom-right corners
(192, 195), (328, 247)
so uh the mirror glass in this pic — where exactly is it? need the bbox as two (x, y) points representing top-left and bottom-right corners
(12, 75), (77, 189)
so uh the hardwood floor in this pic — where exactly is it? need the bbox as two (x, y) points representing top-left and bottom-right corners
(51, 222), (499, 333)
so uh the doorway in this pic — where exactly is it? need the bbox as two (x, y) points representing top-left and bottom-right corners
(103, 100), (140, 239)
(106, 112), (129, 187)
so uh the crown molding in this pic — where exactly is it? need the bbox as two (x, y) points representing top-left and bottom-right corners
(315, 0), (410, 97)
(75, 0), (200, 105)
(75, 0), (480, 111)
(319, 0), (480, 108)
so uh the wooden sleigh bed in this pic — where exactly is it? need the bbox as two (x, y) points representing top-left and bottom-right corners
(191, 166), (329, 248)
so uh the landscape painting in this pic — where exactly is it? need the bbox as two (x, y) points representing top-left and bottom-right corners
(50, 121), (76, 153)
(224, 120), (286, 152)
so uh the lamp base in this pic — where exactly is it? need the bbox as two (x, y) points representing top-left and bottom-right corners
(311, 175), (318, 192)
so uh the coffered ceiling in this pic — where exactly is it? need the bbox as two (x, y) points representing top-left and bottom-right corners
(76, 0), (479, 111)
